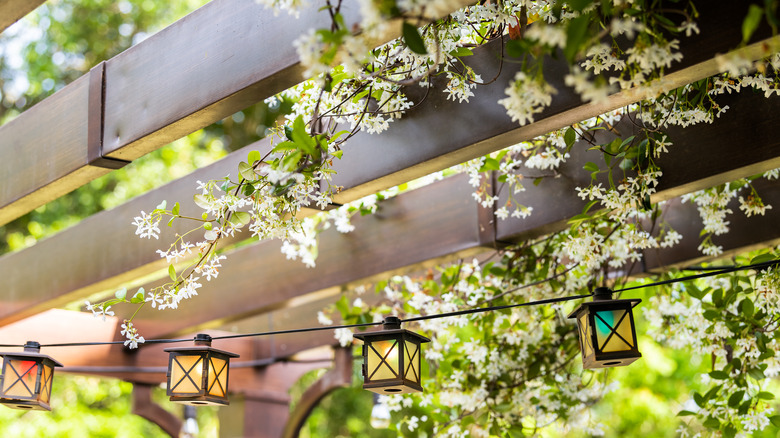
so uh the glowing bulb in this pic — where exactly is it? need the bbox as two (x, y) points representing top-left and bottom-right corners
(370, 400), (391, 429)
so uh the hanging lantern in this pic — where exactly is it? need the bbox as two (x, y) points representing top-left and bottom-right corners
(568, 287), (642, 369)
(164, 334), (239, 406)
(354, 316), (430, 394)
(0, 341), (63, 411)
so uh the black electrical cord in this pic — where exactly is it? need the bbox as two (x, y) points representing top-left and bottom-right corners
(0, 258), (775, 350)
(614, 259), (780, 293)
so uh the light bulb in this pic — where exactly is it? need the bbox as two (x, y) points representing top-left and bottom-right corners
(370, 402), (391, 429)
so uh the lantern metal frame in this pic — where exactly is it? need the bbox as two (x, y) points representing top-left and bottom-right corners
(0, 341), (63, 411)
(354, 316), (430, 394)
(568, 287), (642, 369)
(164, 334), (239, 406)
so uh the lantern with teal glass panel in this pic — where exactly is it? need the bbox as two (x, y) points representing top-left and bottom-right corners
(568, 287), (642, 369)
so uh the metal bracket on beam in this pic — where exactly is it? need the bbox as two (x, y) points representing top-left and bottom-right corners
(88, 62), (131, 170)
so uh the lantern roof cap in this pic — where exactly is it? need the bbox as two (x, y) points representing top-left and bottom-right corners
(353, 328), (431, 343)
(0, 350), (64, 367)
(566, 297), (641, 319)
(163, 345), (240, 358)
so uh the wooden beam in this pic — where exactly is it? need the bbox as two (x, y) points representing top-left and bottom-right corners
(0, 0), (472, 224)
(2, 83), (777, 329)
(0, 74), (121, 225)
(132, 384), (182, 438)
(282, 347), (352, 438)
(128, 173), (491, 338)
(495, 90), (780, 242)
(8, 175), (780, 381)
(0, 0), (45, 33)
(329, 0), (780, 203)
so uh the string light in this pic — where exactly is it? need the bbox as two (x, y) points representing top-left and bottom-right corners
(0, 259), (774, 410)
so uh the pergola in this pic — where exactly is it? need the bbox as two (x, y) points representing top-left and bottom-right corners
(1, 0), (779, 436)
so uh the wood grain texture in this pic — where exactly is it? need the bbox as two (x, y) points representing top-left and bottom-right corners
(0, 75), (109, 224)
(1, 0), (774, 225)
(0, 0), (45, 33)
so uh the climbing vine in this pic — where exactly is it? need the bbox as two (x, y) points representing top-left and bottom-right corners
(81, 0), (780, 435)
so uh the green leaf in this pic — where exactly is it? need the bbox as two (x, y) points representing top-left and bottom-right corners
(748, 367), (766, 380)
(676, 410), (697, 417)
(168, 264), (177, 282)
(708, 370), (729, 380)
(335, 295), (350, 317)
(282, 151), (303, 171)
(619, 158), (634, 171)
(750, 253), (777, 265)
(291, 116), (316, 155)
(402, 22), (427, 54)
(272, 141), (298, 153)
(686, 284), (707, 300)
(702, 417), (720, 429)
(230, 211), (251, 227)
(713, 289), (724, 307)
(728, 391), (744, 407)
(723, 425), (737, 438)
(564, 127), (576, 147)
(171, 202), (180, 216)
(238, 161), (256, 182)
(193, 194), (212, 210)
(739, 299), (754, 318)
(769, 415), (780, 427)
(115, 288), (127, 300)
(742, 4), (764, 42)
(156, 200), (167, 210)
(758, 391), (775, 400)
(564, 15), (590, 62)
(480, 157), (501, 172)
(247, 150), (262, 165)
(703, 310), (719, 320)
(449, 47), (473, 57)
(131, 289), (146, 304)
(583, 162), (600, 172)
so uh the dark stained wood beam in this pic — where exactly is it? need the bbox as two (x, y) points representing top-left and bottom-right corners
(6, 175), (779, 383)
(132, 384), (182, 437)
(0, 0), (472, 225)
(0, 0), (45, 33)
(329, 0), (780, 203)
(128, 173), (491, 338)
(2, 82), (777, 329)
(282, 347), (352, 438)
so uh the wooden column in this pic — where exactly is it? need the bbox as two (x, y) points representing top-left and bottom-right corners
(218, 358), (334, 438)
(132, 384), (182, 437)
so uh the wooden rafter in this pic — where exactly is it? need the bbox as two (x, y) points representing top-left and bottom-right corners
(0, 87), (777, 328)
(0, 0), (473, 225)
(0, 0), (45, 33)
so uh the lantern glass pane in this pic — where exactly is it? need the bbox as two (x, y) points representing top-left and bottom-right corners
(578, 314), (593, 357)
(207, 356), (228, 397)
(595, 309), (634, 352)
(3, 360), (38, 398)
(404, 340), (420, 383)
(39, 364), (53, 404)
(170, 355), (203, 394)
(367, 340), (398, 380)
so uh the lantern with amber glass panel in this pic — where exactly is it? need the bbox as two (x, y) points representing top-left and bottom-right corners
(164, 334), (239, 406)
(568, 287), (642, 369)
(0, 341), (63, 411)
(354, 316), (430, 394)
